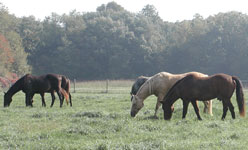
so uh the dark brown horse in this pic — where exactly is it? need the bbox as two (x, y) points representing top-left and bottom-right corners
(161, 73), (245, 120)
(4, 74), (69, 107)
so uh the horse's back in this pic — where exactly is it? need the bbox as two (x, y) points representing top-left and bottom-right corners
(24, 74), (62, 93)
(185, 72), (208, 77)
(180, 73), (235, 100)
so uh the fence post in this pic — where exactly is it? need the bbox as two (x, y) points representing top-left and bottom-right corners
(73, 79), (76, 93)
(106, 80), (109, 93)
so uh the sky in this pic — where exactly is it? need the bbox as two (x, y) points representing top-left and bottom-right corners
(1, 0), (248, 22)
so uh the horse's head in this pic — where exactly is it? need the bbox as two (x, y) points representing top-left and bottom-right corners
(161, 100), (173, 120)
(3, 92), (12, 107)
(130, 95), (144, 117)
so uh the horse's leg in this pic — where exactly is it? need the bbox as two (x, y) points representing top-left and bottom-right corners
(25, 93), (29, 106)
(203, 100), (213, 116)
(56, 90), (63, 108)
(182, 100), (190, 119)
(69, 93), (72, 107)
(30, 93), (35, 107)
(221, 100), (228, 120)
(208, 100), (213, 116)
(25, 93), (32, 107)
(191, 100), (202, 120)
(203, 101), (208, 113)
(154, 96), (163, 117)
(227, 100), (235, 119)
(40, 93), (46, 107)
(50, 92), (56, 107)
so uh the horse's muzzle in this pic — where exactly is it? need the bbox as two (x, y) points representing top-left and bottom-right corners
(3, 104), (9, 107)
(130, 112), (136, 117)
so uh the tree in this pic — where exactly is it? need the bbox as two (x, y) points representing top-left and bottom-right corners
(0, 3), (30, 76)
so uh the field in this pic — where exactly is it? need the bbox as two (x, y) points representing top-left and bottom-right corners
(1, 80), (248, 150)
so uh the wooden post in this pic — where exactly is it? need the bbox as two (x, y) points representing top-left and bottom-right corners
(73, 79), (76, 93)
(106, 80), (109, 93)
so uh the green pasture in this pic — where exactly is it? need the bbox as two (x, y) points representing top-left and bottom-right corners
(0, 81), (248, 150)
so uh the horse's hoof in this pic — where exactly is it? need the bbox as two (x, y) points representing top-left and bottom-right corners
(153, 115), (159, 119)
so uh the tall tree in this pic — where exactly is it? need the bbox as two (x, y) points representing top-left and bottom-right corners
(0, 3), (30, 76)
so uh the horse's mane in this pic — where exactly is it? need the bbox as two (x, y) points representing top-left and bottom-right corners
(135, 73), (164, 95)
(162, 74), (194, 103)
(131, 76), (150, 95)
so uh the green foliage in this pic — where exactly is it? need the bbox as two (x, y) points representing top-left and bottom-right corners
(2, 2), (248, 79)
(0, 4), (30, 76)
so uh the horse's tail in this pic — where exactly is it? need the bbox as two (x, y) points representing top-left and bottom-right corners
(232, 76), (245, 117)
(60, 88), (69, 105)
(66, 78), (71, 106)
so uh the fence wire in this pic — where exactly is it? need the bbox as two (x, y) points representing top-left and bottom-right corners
(71, 80), (248, 94)
(1, 80), (248, 94)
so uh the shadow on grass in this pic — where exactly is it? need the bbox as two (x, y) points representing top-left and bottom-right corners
(142, 115), (160, 120)
(74, 111), (103, 118)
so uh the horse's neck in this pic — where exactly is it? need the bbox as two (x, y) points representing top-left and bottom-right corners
(136, 82), (152, 101)
(136, 73), (187, 101)
(6, 80), (23, 97)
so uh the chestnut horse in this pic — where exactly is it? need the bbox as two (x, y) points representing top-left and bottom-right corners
(46, 75), (72, 107)
(130, 72), (213, 117)
(4, 74), (69, 107)
(161, 73), (245, 120)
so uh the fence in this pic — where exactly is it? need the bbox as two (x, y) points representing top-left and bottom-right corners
(71, 79), (248, 94)
(71, 79), (134, 94)
(241, 80), (248, 90)
(1, 79), (248, 94)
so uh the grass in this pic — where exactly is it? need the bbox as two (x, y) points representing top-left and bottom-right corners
(0, 81), (248, 149)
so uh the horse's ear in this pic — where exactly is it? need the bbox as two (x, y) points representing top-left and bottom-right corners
(130, 94), (134, 102)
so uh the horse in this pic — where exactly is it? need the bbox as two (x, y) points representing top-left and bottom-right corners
(161, 73), (245, 120)
(130, 72), (213, 117)
(3, 74), (69, 107)
(49, 75), (72, 107)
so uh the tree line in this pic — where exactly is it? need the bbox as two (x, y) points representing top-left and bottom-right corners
(1, 2), (248, 80)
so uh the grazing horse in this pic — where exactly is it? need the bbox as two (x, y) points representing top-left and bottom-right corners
(130, 72), (213, 117)
(49, 75), (72, 107)
(3, 74), (69, 107)
(161, 73), (245, 120)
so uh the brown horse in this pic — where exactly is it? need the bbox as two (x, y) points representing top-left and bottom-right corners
(4, 74), (69, 107)
(161, 73), (245, 120)
(130, 72), (213, 117)
(49, 75), (72, 107)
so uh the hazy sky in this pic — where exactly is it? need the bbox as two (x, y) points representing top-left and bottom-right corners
(1, 0), (248, 22)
